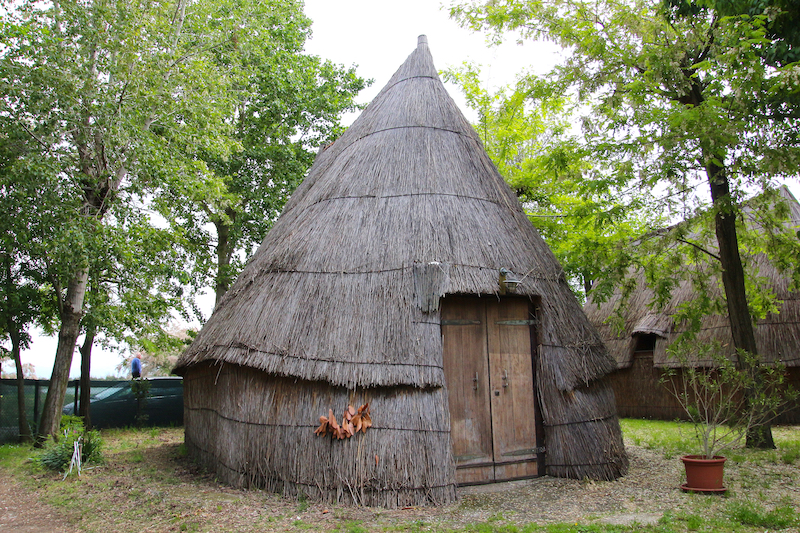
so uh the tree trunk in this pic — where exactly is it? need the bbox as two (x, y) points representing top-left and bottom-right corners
(213, 208), (237, 308)
(4, 256), (33, 443)
(582, 274), (593, 297)
(706, 159), (775, 449)
(34, 14), (125, 443)
(10, 327), (33, 443)
(37, 270), (89, 443)
(78, 324), (96, 429)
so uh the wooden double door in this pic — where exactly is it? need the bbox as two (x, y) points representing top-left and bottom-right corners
(441, 296), (543, 485)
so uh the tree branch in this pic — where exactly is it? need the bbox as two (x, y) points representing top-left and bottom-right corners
(676, 237), (722, 262)
(17, 121), (50, 151)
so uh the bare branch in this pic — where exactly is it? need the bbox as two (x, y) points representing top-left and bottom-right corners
(676, 237), (722, 262)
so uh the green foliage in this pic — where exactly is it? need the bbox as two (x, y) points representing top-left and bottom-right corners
(664, 0), (800, 67)
(450, 0), (800, 452)
(37, 416), (103, 472)
(449, 0), (800, 305)
(151, 0), (368, 307)
(1, 0), (366, 436)
(1, 0), (252, 436)
(443, 64), (659, 300)
(60, 415), (83, 429)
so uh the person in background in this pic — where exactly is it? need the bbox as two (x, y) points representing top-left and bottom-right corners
(131, 353), (142, 379)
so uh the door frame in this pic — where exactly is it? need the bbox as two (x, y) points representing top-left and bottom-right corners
(440, 293), (545, 485)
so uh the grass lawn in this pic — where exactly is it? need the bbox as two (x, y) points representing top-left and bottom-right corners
(0, 420), (798, 532)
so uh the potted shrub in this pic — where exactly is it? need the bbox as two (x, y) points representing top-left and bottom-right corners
(663, 340), (796, 493)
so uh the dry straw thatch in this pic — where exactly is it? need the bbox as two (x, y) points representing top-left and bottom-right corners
(175, 35), (627, 507)
(585, 186), (800, 422)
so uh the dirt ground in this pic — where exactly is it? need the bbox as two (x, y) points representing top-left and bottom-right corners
(0, 475), (77, 533)
(1, 430), (798, 532)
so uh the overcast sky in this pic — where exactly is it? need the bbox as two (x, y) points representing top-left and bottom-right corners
(301, 0), (559, 122)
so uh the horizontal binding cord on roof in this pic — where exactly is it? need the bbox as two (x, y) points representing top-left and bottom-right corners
(329, 124), (469, 155)
(207, 345), (446, 369)
(282, 125), (479, 217)
(236, 264), (564, 282)
(306, 190), (520, 208)
(542, 414), (617, 428)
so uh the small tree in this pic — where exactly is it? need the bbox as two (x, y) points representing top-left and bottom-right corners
(130, 379), (151, 427)
(663, 340), (797, 459)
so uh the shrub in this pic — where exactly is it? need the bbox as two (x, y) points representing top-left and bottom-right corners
(38, 416), (104, 472)
(662, 341), (798, 458)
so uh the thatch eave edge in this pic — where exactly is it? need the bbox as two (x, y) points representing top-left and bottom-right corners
(174, 346), (445, 389)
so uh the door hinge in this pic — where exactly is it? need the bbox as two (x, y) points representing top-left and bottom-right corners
(501, 446), (546, 457)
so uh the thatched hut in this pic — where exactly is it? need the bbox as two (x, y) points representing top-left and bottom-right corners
(174, 36), (628, 507)
(584, 186), (800, 423)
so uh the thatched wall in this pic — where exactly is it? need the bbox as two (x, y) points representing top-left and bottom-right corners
(537, 364), (628, 479)
(184, 362), (456, 507)
(605, 350), (800, 423)
(604, 349), (685, 419)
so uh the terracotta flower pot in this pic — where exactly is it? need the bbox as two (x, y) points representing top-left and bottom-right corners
(681, 455), (727, 493)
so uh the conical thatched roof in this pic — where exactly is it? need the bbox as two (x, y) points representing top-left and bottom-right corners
(585, 186), (800, 369)
(175, 36), (614, 390)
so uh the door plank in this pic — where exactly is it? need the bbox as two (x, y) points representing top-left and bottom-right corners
(486, 299), (539, 480)
(441, 296), (493, 482)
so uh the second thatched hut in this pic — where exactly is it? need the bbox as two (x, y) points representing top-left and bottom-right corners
(584, 186), (800, 423)
(174, 36), (628, 507)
